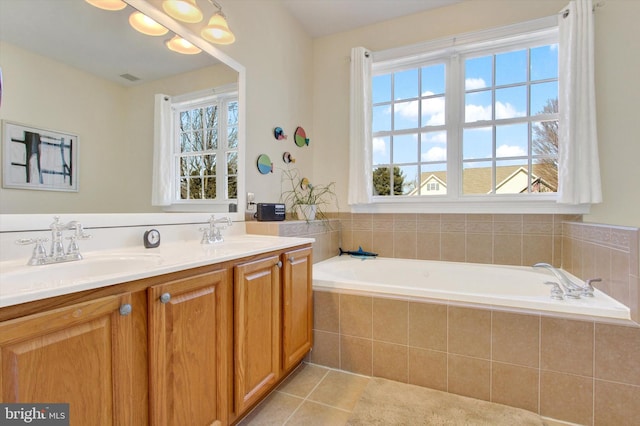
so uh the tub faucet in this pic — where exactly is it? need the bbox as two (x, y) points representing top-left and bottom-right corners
(533, 263), (584, 299)
(200, 215), (232, 244)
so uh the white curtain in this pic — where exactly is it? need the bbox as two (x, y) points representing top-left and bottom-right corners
(152, 94), (173, 206)
(348, 47), (373, 205)
(557, 0), (602, 204)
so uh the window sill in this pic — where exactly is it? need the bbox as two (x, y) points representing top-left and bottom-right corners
(350, 196), (590, 215)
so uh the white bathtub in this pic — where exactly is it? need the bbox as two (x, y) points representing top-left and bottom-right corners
(313, 256), (631, 321)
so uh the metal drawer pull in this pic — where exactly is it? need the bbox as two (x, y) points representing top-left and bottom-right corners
(119, 304), (132, 316)
(288, 256), (295, 263)
(276, 261), (283, 268)
(160, 293), (171, 304)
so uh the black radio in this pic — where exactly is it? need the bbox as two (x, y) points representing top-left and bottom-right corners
(256, 203), (286, 221)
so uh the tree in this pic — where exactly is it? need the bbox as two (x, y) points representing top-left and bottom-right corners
(373, 166), (405, 196)
(532, 98), (558, 166)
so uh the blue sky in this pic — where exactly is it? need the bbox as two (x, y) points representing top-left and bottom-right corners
(371, 44), (559, 181)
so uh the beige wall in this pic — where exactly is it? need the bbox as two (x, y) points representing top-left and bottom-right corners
(310, 0), (640, 229)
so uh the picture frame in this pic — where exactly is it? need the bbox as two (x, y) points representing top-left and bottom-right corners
(2, 120), (79, 192)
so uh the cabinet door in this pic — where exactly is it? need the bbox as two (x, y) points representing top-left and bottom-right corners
(0, 294), (134, 426)
(282, 247), (313, 371)
(148, 269), (230, 426)
(234, 255), (281, 416)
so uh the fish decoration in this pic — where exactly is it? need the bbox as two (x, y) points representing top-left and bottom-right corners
(339, 246), (378, 259)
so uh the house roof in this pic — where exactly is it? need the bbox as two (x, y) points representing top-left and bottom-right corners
(414, 163), (558, 194)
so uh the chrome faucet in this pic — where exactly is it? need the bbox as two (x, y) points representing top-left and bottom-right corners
(533, 263), (600, 298)
(16, 216), (91, 265)
(199, 215), (232, 244)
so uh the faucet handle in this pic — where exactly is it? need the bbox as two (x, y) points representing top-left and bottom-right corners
(16, 238), (48, 265)
(583, 278), (602, 297)
(543, 281), (564, 300)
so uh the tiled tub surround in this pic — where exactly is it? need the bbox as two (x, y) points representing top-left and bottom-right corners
(561, 222), (640, 323)
(310, 292), (640, 426)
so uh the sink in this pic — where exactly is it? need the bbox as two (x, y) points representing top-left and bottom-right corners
(1, 253), (164, 288)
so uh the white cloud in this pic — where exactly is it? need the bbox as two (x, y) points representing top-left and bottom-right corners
(422, 146), (447, 162)
(464, 101), (525, 122)
(372, 137), (387, 155)
(465, 78), (487, 90)
(423, 132), (447, 144)
(495, 102), (525, 119)
(496, 144), (527, 157)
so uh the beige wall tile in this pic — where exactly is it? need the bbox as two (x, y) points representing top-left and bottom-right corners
(595, 323), (640, 386)
(408, 302), (447, 351)
(340, 294), (372, 338)
(448, 354), (491, 401)
(351, 230), (374, 253)
(594, 380), (640, 426)
(541, 317), (594, 377)
(465, 233), (493, 264)
(372, 298), (408, 344)
(417, 232), (441, 260)
(441, 232), (465, 262)
(372, 341), (408, 383)
(448, 306), (491, 359)
(523, 235), (553, 267)
(494, 234), (523, 266)
(492, 311), (540, 368)
(393, 231), (417, 259)
(491, 362), (539, 413)
(371, 230), (394, 258)
(340, 335), (372, 376)
(540, 370), (593, 426)
(313, 291), (339, 333)
(611, 249), (631, 306)
(408, 347), (447, 391)
(310, 330), (339, 369)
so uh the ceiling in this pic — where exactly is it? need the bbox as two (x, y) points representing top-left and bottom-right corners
(0, 0), (462, 86)
(282, 0), (463, 38)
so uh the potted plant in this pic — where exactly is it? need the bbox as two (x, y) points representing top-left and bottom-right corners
(280, 166), (337, 221)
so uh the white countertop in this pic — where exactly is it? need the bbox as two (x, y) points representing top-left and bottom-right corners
(0, 234), (314, 308)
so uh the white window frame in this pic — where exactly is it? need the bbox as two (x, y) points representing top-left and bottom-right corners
(163, 84), (239, 211)
(356, 16), (589, 215)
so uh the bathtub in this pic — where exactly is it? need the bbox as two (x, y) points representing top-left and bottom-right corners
(313, 256), (631, 321)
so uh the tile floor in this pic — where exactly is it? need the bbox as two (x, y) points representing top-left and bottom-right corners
(237, 363), (568, 426)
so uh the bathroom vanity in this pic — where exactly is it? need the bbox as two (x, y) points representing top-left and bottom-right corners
(0, 237), (313, 426)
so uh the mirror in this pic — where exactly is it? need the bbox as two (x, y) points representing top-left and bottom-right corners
(0, 0), (243, 216)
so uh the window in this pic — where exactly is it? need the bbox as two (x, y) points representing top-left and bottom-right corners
(371, 19), (559, 203)
(171, 86), (238, 205)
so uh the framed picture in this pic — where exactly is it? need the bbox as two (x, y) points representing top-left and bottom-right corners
(2, 121), (79, 192)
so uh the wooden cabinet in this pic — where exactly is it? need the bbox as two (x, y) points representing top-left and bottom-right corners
(281, 247), (313, 371)
(148, 269), (231, 426)
(0, 293), (134, 426)
(233, 254), (281, 416)
(0, 242), (313, 426)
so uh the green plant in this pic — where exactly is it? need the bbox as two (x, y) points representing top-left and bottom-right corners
(280, 166), (337, 221)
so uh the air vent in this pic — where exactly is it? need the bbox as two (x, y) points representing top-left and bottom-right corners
(119, 73), (140, 82)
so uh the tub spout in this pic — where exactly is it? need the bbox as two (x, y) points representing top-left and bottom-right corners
(533, 263), (583, 299)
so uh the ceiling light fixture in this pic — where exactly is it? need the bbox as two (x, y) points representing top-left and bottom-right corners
(165, 35), (202, 54)
(85, 0), (127, 11)
(129, 11), (169, 36)
(200, 1), (235, 45)
(162, 0), (203, 23)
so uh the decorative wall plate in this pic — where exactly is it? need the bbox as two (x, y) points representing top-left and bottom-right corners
(294, 126), (310, 147)
(273, 127), (287, 140)
(256, 154), (273, 174)
(282, 151), (295, 163)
